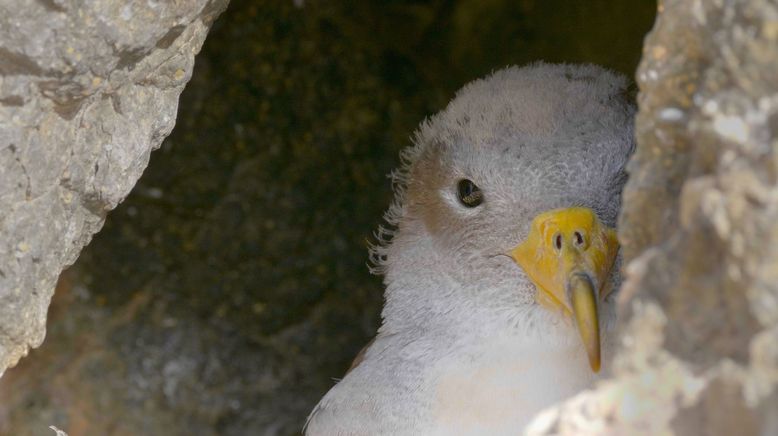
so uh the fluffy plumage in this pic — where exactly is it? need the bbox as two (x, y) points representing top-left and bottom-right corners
(306, 62), (635, 435)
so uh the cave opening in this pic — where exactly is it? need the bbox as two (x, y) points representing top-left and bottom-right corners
(0, 1), (657, 434)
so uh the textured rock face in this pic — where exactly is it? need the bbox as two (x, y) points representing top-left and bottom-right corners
(528, 0), (778, 434)
(0, 0), (228, 375)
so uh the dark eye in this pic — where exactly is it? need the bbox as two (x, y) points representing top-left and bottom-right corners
(457, 179), (483, 208)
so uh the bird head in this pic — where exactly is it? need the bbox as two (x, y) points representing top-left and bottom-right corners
(374, 63), (635, 372)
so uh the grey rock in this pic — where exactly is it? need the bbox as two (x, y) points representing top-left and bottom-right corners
(527, 0), (778, 434)
(0, 0), (228, 376)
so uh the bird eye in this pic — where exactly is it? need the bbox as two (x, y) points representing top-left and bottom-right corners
(457, 179), (483, 208)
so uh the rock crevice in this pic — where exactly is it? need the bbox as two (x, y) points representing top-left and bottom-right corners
(0, 0), (229, 375)
(528, 0), (778, 433)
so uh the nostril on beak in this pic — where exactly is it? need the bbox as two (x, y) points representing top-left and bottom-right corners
(553, 233), (563, 251)
(573, 231), (585, 247)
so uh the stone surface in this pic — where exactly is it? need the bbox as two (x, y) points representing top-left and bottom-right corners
(0, 0), (228, 375)
(0, 1), (657, 435)
(527, 0), (778, 434)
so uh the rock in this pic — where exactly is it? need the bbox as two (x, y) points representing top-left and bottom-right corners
(0, 0), (228, 376)
(527, 0), (778, 433)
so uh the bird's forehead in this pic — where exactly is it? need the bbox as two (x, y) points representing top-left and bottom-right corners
(415, 63), (634, 174)
(441, 137), (612, 184)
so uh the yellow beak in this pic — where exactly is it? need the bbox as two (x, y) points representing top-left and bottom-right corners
(509, 207), (618, 372)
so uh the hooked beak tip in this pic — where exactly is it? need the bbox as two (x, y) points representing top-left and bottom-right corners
(568, 273), (601, 373)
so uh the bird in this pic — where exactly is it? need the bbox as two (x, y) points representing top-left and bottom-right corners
(305, 62), (635, 435)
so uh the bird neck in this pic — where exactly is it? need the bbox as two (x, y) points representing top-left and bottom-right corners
(379, 228), (526, 337)
(379, 229), (462, 333)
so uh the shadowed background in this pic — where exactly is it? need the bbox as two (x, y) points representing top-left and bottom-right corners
(0, 1), (655, 434)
